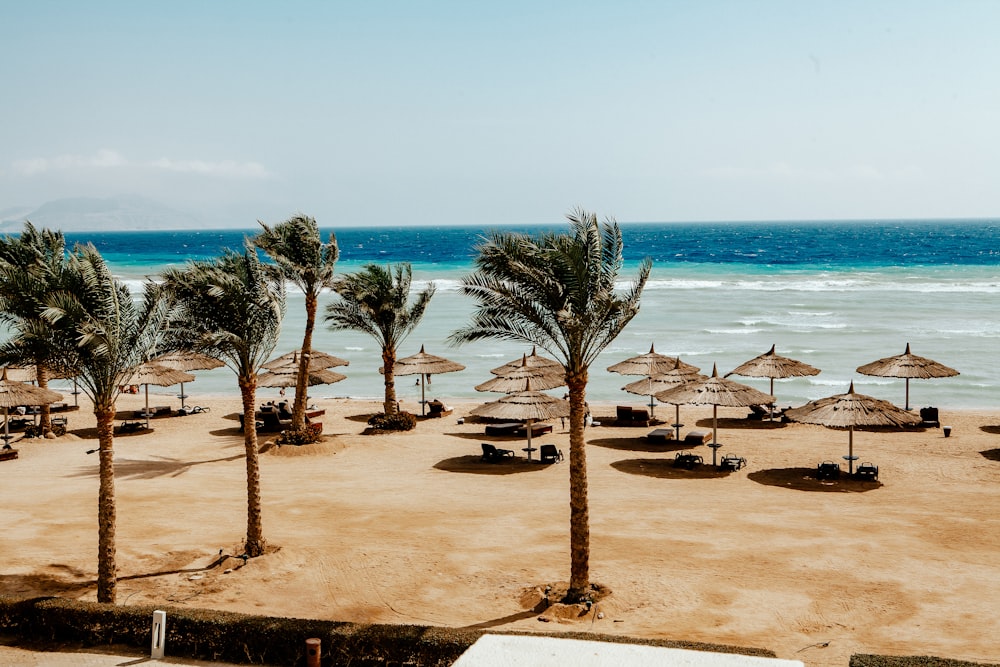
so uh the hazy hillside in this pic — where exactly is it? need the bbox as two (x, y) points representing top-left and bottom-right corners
(0, 196), (207, 232)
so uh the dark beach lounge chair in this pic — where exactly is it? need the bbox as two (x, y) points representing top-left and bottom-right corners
(719, 454), (746, 471)
(673, 451), (703, 469)
(816, 460), (841, 480)
(539, 444), (563, 463)
(481, 442), (515, 462)
(855, 461), (879, 481)
(920, 407), (940, 428)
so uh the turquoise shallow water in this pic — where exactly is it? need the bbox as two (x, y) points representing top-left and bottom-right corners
(46, 221), (1000, 409)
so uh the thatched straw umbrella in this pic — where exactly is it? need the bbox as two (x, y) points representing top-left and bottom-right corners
(0, 368), (63, 442)
(257, 366), (347, 391)
(491, 346), (562, 375)
(726, 344), (820, 419)
(477, 354), (565, 394)
(856, 343), (959, 411)
(124, 364), (196, 429)
(394, 345), (465, 415)
(655, 364), (774, 464)
(785, 381), (920, 473)
(608, 345), (699, 419)
(263, 349), (350, 371)
(152, 351), (225, 408)
(624, 362), (706, 439)
(470, 380), (570, 459)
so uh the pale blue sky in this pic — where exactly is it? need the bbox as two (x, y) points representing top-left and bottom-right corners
(2, 1), (998, 227)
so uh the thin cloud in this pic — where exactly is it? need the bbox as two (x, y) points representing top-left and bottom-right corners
(148, 158), (270, 178)
(11, 149), (271, 179)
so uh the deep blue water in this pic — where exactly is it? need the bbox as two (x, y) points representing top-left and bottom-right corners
(63, 219), (1000, 274)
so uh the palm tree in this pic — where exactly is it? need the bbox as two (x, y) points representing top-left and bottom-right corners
(42, 243), (171, 603)
(254, 215), (338, 433)
(450, 209), (650, 602)
(0, 223), (71, 435)
(326, 263), (434, 415)
(160, 247), (285, 557)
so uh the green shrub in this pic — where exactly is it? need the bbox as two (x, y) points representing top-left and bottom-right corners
(367, 411), (417, 431)
(275, 423), (323, 446)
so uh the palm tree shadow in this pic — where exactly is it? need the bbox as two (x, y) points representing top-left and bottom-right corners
(0, 563), (94, 597)
(459, 607), (545, 629)
(748, 467), (882, 492)
(67, 454), (243, 480)
(611, 458), (733, 479)
(588, 436), (687, 453)
(434, 455), (551, 475)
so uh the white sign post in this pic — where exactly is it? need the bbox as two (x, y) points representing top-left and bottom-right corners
(151, 610), (166, 659)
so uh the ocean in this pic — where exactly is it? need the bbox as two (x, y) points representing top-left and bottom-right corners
(50, 219), (1000, 410)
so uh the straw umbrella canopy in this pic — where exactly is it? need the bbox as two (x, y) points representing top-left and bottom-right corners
(624, 363), (706, 439)
(257, 366), (347, 390)
(152, 351), (225, 408)
(726, 344), (820, 419)
(490, 346), (562, 376)
(856, 343), (959, 411)
(607, 343), (699, 376)
(393, 345), (465, 415)
(263, 349), (350, 371)
(470, 380), (570, 456)
(655, 364), (775, 464)
(0, 368), (63, 442)
(476, 354), (565, 393)
(785, 381), (921, 473)
(123, 363), (196, 429)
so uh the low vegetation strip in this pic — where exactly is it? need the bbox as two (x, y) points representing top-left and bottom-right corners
(851, 655), (1000, 667)
(1, 595), (777, 665)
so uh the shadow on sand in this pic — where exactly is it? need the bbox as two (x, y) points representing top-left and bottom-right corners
(693, 417), (788, 430)
(979, 425), (1000, 435)
(980, 448), (1000, 462)
(434, 455), (553, 475)
(587, 436), (687, 453)
(67, 454), (243, 480)
(610, 458), (734, 480)
(748, 467), (882, 493)
(0, 564), (94, 597)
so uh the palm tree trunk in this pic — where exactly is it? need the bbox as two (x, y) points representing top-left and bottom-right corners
(291, 291), (317, 431)
(565, 368), (590, 602)
(36, 363), (51, 433)
(95, 403), (117, 603)
(382, 347), (397, 415)
(240, 375), (266, 557)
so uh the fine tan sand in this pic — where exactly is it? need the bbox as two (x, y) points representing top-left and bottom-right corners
(2, 391), (999, 667)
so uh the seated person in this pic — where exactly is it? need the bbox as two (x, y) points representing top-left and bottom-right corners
(276, 401), (293, 420)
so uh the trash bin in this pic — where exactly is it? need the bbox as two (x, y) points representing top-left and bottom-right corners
(943, 425), (952, 437)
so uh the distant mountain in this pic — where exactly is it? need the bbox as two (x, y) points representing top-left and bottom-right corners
(0, 196), (206, 232)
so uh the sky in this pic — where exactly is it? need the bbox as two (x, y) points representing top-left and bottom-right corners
(2, 1), (999, 228)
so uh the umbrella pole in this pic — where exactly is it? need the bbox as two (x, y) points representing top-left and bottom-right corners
(73, 378), (79, 407)
(674, 404), (681, 440)
(648, 393), (655, 419)
(145, 384), (151, 429)
(421, 374), (427, 415)
(711, 405), (720, 465)
(905, 378), (910, 411)
(769, 377), (775, 421)
(3, 406), (8, 444)
(848, 425), (855, 474)
(179, 382), (186, 409)
(526, 418), (533, 460)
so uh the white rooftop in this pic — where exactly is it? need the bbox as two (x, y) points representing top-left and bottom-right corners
(452, 634), (804, 667)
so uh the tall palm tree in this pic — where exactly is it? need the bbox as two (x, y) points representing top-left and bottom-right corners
(450, 209), (650, 602)
(0, 223), (71, 435)
(326, 263), (434, 415)
(254, 215), (338, 432)
(160, 247), (285, 557)
(42, 243), (171, 603)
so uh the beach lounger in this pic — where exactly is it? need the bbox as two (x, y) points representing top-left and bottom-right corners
(484, 422), (521, 436)
(684, 430), (712, 446)
(177, 405), (210, 416)
(539, 444), (563, 463)
(855, 461), (879, 481)
(427, 400), (453, 418)
(816, 460), (841, 480)
(673, 451), (703, 469)
(920, 407), (940, 428)
(0, 444), (17, 461)
(719, 454), (746, 471)
(515, 423), (553, 437)
(481, 443), (515, 462)
(646, 428), (674, 443)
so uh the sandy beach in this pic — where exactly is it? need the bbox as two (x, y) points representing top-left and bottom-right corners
(2, 390), (999, 667)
